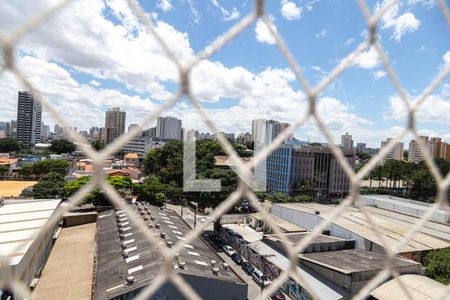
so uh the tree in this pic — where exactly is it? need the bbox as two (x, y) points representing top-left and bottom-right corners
(293, 194), (314, 202)
(134, 176), (175, 206)
(65, 176), (133, 206)
(32, 159), (69, 178)
(424, 247), (450, 284)
(0, 138), (19, 152)
(49, 139), (76, 154)
(154, 193), (167, 207)
(33, 172), (66, 198)
(266, 192), (292, 203)
(0, 165), (9, 177)
(90, 140), (106, 151)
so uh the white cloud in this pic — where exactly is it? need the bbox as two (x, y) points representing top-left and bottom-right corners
(186, 0), (201, 24)
(280, 0), (302, 20)
(315, 29), (329, 38)
(344, 38), (355, 46)
(211, 0), (240, 21)
(408, 0), (435, 8)
(254, 18), (277, 45)
(386, 93), (450, 125)
(89, 79), (101, 87)
(372, 70), (386, 80)
(353, 47), (381, 69)
(377, 1), (420, 41)
(157, 0), (172, 12)
(443, 51), (450, 65)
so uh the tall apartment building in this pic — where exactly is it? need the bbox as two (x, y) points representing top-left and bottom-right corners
(40, 122), (50, 142)
(237, 132), (252, 145)
(341, 132), (353, 150)
(380, 138), (404, 163)
(16, 91), (42, 145)
(408, 136), (432, 163)
(105, 107), (126, 144)
(156, 116), (182, 140)
(10, 120), (17, 139)
(128, 123), (139, 133)
(251, 119), (292, 146)
(265, 144), (355, 195)
(429, 137), (447, 159)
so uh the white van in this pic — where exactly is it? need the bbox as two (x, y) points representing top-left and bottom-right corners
(252, 269), (270, 287)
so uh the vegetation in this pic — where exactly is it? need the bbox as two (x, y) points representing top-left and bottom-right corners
(364, 158), (450, 202)
(265, 191), (313, 203)
(49, 139), (77, 154)
(90, 140), (106, 151)
(134, 176), (178, 206)
(33, 172), (66, 198)
(64, 175), (133, 206)
(0, 165), (9, 177)
(0, 138), (19, 152)
(16, 159), (69, 179)
(424, 248), (450, 284)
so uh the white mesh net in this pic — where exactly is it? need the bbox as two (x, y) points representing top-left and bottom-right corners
(0, 0), (449, 299)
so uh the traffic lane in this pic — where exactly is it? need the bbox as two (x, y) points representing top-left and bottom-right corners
(201, 232), (267, 300)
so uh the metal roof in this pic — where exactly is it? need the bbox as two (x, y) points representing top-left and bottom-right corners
(94, 205), (245, 299)
(0, 199), (61, 266)
(370, 274), (448, 300)
(249, 240), (349, 300)
(275, 203), (450, 252)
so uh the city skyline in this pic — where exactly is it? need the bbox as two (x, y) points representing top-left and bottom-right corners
(0, 0), (448, 148)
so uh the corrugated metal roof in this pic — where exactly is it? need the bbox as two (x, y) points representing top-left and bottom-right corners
(276, 203), (450, 252)
(0, 199), (61, 266)
(371, 274), (447, 300)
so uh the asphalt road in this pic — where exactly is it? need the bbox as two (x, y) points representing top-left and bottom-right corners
(166, 204), (268, 299)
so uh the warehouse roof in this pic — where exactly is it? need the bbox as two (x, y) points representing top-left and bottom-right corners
(273, 203), (450, 252)
(300, 249), (421, 275)
(370, 274), (447, 300)
(0, 199), (61, 266)
(95, 205), (244, 299)
(249, 240), (349, 300)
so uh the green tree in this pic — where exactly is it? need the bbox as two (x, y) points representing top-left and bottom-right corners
(65, 176), (133, 206)
(0, 165), (9, 177)
(49, 139), (77, 154)
(33, 172), (66, 198)
(266, 192), (292, 203)
(293, 194), (314, 202)
(90, 140), (106, 151)
(0, 138), (19, 152)
(424, 248), (450, 284)
(134, 176), (175, 206)
(32, 159), (69, 178)
(154, 192), (167, 207)
(18, 164), (34, 178)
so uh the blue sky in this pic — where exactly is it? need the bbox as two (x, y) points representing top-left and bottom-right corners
(0, 0), (448, 147)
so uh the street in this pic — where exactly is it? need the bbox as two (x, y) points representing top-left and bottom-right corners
(166, 203), (270, 300)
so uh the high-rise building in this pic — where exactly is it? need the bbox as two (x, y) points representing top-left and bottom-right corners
(265, 144), (355, 195)
(341, 133), (353, 150)
(16, 91), (42, 145)
(429, 137), (447, 159)
(105, 107), (126, 144)
(128, 123), (139, 133)
(156, 116), (182, 140)
(89, 127), (100, 140)
(0, 122), (10, 138)
(408, 136), (432, 163)
(237, 132), (252, 145)
(143, 127), (156, 138)
(380, 138), (404, 163)
(251, 119), (291, 146)
(41, 122), (50, 142)
(356, 143), (366, 152)
(10, 120), (17, 139)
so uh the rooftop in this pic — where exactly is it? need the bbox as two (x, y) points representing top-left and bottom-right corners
(222, 223), (263, 243)
(249, 240), (349, 300)
(300, 249), (421, 275)
(94, 205), (244, 299)
(370, 274), (448, 300)
(124, 153), (139, 159)
(33, 223), (96, 299)
(0, 199), (61, 266)
(249, 212), (307, 233)
(273, 203), (450, 252)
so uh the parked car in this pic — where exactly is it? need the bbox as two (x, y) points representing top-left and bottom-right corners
(271, 290), (286, 300)
(212, 235), (224, 247)
(222, 245), (236, 256)
(231, 253), (243, 265)
(241, 261), (254, 275)
(252, 269), (271, 287)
